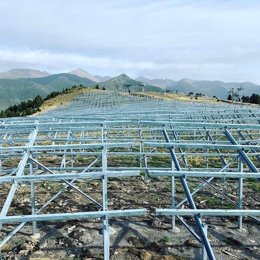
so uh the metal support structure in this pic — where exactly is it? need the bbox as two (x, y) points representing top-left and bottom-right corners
(224, 129), (259, 173)
(156, 209), (260, 217)
(170, 159), (176, 230)
(0, 91), (259, 259)
(0, 209), (147, 224)
(163, 127), (216, 260)
(202, 224), (208, 260)
(1, 124), (38, 219)
(30, 159), (36, 234)
(238, 157), (244, 229)
(102, 125), (110, 260)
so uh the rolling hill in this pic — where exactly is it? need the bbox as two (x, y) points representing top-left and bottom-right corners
(165, 79), (260, 99)
(1, 67), (259, 111)
(69, 68), (101, 82)
(135, 76), (176, 89)
(69, 68), (111, 82)
(0, 72), (162, 111)
(136, 76), (260, 99)
(0, 68), (50, 79)
(0, 73), (95, 110)
(94, 75), (112, 82)
(99, 74), (163, 92)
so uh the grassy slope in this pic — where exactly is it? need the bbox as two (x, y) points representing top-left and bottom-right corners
(0, 74), (95, 110)
(137, 92), (219, 103)
(36, 88), (98, 115)
(37, 89), (221, 116)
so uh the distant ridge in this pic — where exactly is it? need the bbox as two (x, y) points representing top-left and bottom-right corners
(165, 79), (260, 99)
(135, 76), (176, 88)
(136, 77), (260, 99)
(0, 68), (50, 79)
(94, 75), (111, 82)
(0, 72), (163, 110)
(69, 68), (101, 82)
(0, 73), (95, 110)
(1, 67), (259, 109)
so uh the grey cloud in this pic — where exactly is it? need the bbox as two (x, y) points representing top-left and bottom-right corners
(0, 0), (260, 83)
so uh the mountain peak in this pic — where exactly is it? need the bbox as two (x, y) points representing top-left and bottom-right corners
(117, 73), (130, 78)
(98, 73), (162, 93)
(69, 68), (101, 82)
(71, 68), (87, 74)
(180, 78), (195, 85)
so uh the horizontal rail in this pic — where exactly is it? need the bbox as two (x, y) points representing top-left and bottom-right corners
(148, 170), (260, 178)
(0, 142), (135, 152)
(0, 209), (147, 224)
(156, 209), (260, 217)
(0, 171), (141, 183)
(145, 142), (260, 151)
(1, 120), (260, 130)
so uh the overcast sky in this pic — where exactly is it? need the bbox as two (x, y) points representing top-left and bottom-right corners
(0, 0), (260, 82)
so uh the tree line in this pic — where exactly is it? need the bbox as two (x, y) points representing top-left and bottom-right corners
(241, 93), (260, 105)
(0, 85), (82, 118)
(228, 93), (260, 105)
(0, 95), (44, 118)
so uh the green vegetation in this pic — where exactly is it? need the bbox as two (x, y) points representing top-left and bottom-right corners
(99, 73), (163, 93)
(44, 85), (79, 101)
(159, 236), (171, 243)
(0, 73), (94, 110)
(241, 93), (260, 105)
(0, 85), (82, 118)
(0, 95), (43, 117)
(246, 179), (260, 192)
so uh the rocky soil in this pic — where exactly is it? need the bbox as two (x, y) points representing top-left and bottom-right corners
(0, 177), (259, 260)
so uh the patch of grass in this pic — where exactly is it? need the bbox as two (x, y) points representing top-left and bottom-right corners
(147, 156), (171, 168)
(108, 155), (139, 167)
(246, 179), (260, 192)
(196, 194), (235, 209)
(37, 88), (97, 115)
(159, 235), (171, 243)
(140, 92), (219, 104)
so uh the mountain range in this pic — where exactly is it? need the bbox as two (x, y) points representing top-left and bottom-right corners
(0, 68), (259, 110)
(68, 68), (102, 82)
(165, 79), (260, 99)
(135, 76), (176, 88)
(0, 68), (50, 79)
(0, 73), (94, 110)
(136, 76), (260, 98)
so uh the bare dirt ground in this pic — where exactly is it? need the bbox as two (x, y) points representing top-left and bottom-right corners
(1, 176), (259, 260)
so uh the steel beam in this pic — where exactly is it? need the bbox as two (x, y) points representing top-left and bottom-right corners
(162, 128), (216, 260)
(0, 124), (38, 218)
(0, 209), (147, 224)
(156, 209), (260, 217)
(148, 170), (260, 178)
(224, 129), (259, 173)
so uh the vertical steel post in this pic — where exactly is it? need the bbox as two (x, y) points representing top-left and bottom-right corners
(0, 139), (2, 171)
(30, 157), (36, 234)
(238, 156), (243, 229)
(102, 125), (109, 260)
(1, 124), (38, 218)
(171, 159), (176, 229)
(139, 128), (143, 169)
(202, 224), (208, 260)
(163, 127), (216, 260)
(206, 134), (209, 169)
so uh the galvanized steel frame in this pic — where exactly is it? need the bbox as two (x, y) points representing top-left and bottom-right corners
(0, 91), (259, 259)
